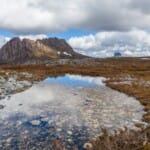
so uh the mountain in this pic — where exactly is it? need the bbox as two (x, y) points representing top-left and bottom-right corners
(0, 37), (85, 65)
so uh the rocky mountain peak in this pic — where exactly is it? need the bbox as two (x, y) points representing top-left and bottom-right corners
(0, 37), (85, 65)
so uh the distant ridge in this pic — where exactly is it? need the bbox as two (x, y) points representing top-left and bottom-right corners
(0, 37), (86, 65)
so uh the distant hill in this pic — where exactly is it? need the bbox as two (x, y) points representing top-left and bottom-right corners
(0, 37), (86, 65)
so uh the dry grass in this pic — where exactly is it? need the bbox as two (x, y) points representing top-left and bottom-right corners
(91, 127), (150, 150)
(51, 127), (150, 150)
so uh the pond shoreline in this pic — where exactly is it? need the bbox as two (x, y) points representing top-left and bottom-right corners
(0, 74), (146, 149)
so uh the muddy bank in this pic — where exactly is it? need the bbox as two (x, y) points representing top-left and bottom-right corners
(0, 73), (33, 100)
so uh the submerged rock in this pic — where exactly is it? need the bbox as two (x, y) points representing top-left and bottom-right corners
(67, 131), (73, 135)
(30, 120), (41, 126)
(57, 128), (62, 132)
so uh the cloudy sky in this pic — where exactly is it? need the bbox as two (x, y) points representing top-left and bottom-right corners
(0, 0), (150, 57)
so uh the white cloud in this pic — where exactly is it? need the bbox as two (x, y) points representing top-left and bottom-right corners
(19, 34), (48, 41)
(68, 29), (150, 57)
(0, 34), (47, 48)
(0, 0), (150, 34)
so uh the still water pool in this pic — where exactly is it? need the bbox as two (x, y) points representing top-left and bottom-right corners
(0, 74), (145, 149)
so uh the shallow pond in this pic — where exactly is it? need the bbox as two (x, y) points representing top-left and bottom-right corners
(0, 74), (145, 149)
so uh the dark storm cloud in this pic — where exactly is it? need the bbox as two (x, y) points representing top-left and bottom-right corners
(0, 0), (150, 34)
(129, 0), (150, 14)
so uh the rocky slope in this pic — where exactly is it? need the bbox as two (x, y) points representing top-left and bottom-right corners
(38, 38), (83, 58)
(0, 37), (85, 65)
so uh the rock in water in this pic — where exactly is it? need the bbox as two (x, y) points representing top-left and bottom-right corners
(30, 120), (41, 126)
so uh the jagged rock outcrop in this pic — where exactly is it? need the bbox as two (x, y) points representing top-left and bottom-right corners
(0, 37), (85, 65)
(38, 38), (83, 58)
